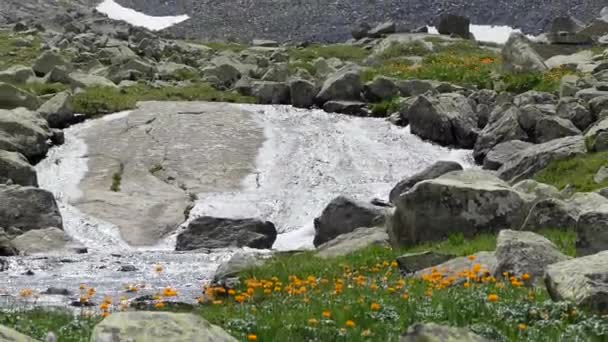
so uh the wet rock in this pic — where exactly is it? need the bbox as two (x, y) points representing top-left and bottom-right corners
(251, 81), (290, 104)
(289, 78), (316, 108)
(43, 287), (72, 296)
(37, 91), (74, 129)
(408, 93), (478, 148)
(0, 325), (39, 341)
(497, 135), (587, 183)
(50, 129), (65, 146)
(545, 251), (608, 314)
(401, 323), (489, 342)
(316, 227), (389, 259)
(0, 230), (17, 256)
(434, 14), (471, 39)
(389, 161), (463, 204)
(483, 140), (532, 171)
(0, 185), (62, 232)
(315, 66), (363, 104)
(91, 312), (237, 342)
(322, 101), (368, 116)
(0, 83), (40, 110)
(313, 196), (386, 247)
(495, 230), (570, 284)
(0, 150), (37, 187)
(389, 170), (528, 247)
(502, 33), (548, 73)
(0, 257), (8, 271)
(118, 265), (138, 272)
(396, 251), (456, 274)
(176, 217), (277, 250)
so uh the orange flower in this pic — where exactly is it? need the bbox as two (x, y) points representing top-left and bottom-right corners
(345, 320), (356, 328)
(370, 303), (381, 311)
(162, 287), (178, 297)
(401, 293), (410, 300)
(518, 323), (527, 331)
(322, 310), (331, 319)
(19, 289), (33, 298)
(101, 311), (110, 318)
(521, 273), (531, 281)
(247, 334), (258, 341)
(154, 301), (165, 309)
(487, 294), (499, 303)
(99, 302), (110, 311)
(228, 289), (236, 296)
(308, 318), (319, 326)
(235, 295), (246, 303)
(467, 255), (476, 261)
(212, 300), (223, 305)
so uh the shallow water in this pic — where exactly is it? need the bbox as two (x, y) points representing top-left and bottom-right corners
(1, 104), (473, 307)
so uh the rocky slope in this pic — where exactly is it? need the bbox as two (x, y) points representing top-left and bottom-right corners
(115, 0), (607, 42)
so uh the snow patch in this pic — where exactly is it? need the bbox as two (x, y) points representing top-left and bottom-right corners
(428, 24), (535, 44)
(96, 0), (189, 31)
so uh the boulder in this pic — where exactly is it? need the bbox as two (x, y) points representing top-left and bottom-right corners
(495, 230), (570, 284)
(322, 101), (368, 116)
(0, 325), (38, 342)
(533, 115), (581, 144)
(388, 161), (463, 204)
(316, 227), (389, 259)
(589, 95), (608, 118)
(545, 251), (608, 314)
(502, 33), (548, 73)
(261, 64), (289, 82)
(315, 66), (363, 104)
(0, 185), (62, 231)
(556, 97), (594, 131)
(595, 166), (608, 184)
(396, 79), (438, 97)
(176, 216), (277, 251)
(91, 312), (237, 342)
(252, 39), (279, 47)
(0, 107), (51, 161)
(584, 117), (608, 152)
(313, 196), (386, 247)
(576, 208), (608, 256)
(98, 45), (138, 65)
(368, 21), (396, 38)
(576, 88), (608, 102)
(0, 150), (37, 186)
(0, 83), (39, 110)
(251, 81), (290, 104)
(473, 106), (528, 163)
(33, 51), (71, 75)
(483, 140), (532, 170)
(363, 76), (399, 102)
(559, 75), (581, 98)
(401, 323), (489, 342)
(514, 91), (557, 107)
(497, 136), (587, 183)
(37, 91), (74, 128)
(201, 63), (241, 90)
(396, 251), (456, 274)
(389, 170), (528, 247)
(0, 65), (35, 84)
(408, 94), (478, 148)
(213, 251), (266, 285)
(434, 14), (471, 39)
(156, 62), (198, 81)
(521, 198), (577, 232)
(68, 73), (116, 89)
(351, 23), (372, 40)
(517, 104), (556, 134)
(415, 251), (497, 284)
(512, 179), (561, 201)
(548, 17), (592, 44)
(289, 78), (316, 108)
(0, 229), (17, 256)
(10, 227), (74, 255)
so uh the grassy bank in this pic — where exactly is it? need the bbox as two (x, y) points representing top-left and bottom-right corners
(534, 152), (608, 192)
(3, 229), (604, 342)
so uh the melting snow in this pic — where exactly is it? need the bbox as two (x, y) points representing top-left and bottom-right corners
(96, 0), (189, 31)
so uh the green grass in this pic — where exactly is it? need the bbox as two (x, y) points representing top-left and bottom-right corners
(110, 162), (124, 192)
(534, 152), (608, 192)
(14, 82), (67, 96)
(369, 97), (401, 117)
(288, 44), (370, 63)
(204, 42), (248, 53)
(1, 229), (595, 342)
(288, 61), (317, 76)
(378, 41), (431, 60)
(0, 30), (42, 69)
(71, 83), (255, 116)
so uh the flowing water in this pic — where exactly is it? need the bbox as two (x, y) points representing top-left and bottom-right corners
(1, 104), (473, 307)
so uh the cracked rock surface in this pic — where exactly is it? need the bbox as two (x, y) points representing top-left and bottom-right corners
(73, 101), (264, 246)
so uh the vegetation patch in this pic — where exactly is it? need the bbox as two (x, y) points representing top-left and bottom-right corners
(203, 42), (248, 53)
(369, 97), (401, 117)
(71, 83), (255, 117)
(110, 162), (124, 192)
(288, 44), (370, 63)
(534, 152), (608, 192)
(15, 82), (67, 96)
(0, 31), (42, 69)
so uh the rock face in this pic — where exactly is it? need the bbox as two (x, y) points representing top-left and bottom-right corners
(497, 135), (587, 183)
(0, 185), (62, 232)
(389, 170), (528, 247)
(389, 161), (463, 204)
(0, 325), (38, 342)
(502, 33), (548, 73)
(0, 150), (37, 186)
(545, 251), (608, 314)
(408, 94), (478, 148)
(313, 196), (386, 247)
(495, 230), (570, 284)
(176, 216), (277, 250)
(73, 102), (265, 246)
(91, 311), (237, 342)
(0, 108), (51, 161)
(401, 323), (489, 342)
(316, 227), (389, 259)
